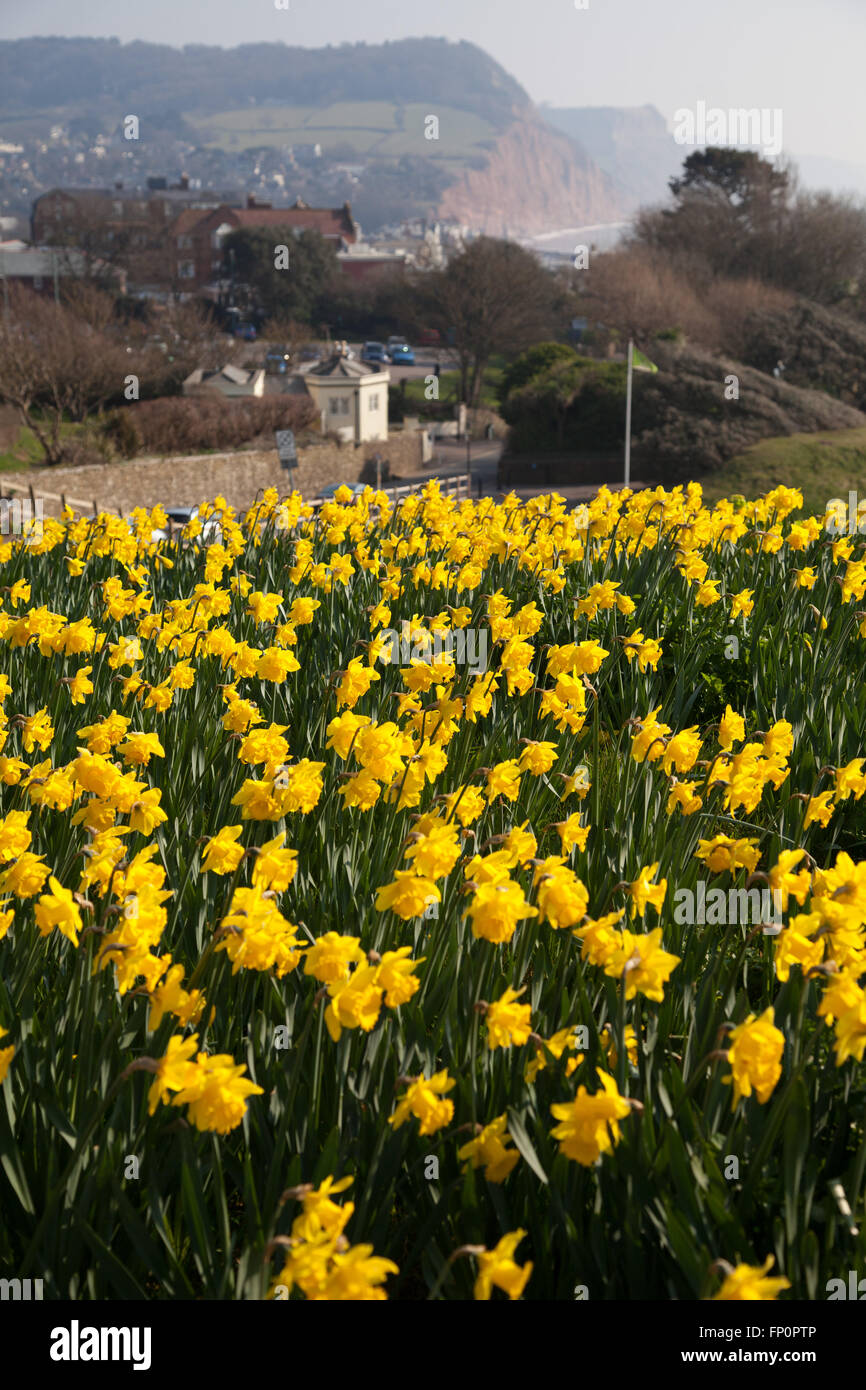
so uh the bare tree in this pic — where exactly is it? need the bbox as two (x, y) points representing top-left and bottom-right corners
(418, 238), (559, 406)
(48, 200), (171, 293)
(0, 287), (131, 465)
(579, 245), (794, 358)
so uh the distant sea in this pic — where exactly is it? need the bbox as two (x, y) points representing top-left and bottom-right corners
(520, 222), (631, 258)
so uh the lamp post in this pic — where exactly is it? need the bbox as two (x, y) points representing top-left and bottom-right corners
(624, 338), (633, 489)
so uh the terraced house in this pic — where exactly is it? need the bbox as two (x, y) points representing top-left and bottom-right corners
(174, 196), (359, 296)
(30, 182), (358, 298)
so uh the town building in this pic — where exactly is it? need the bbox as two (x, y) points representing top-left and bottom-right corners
(174, 197), (359, 294)
(299, 353), (389, 444)
(30, 182), (358, 297)
(182, 364), (266, 398)
(336, 243), (412, 282)
(0, 240), (124, 295)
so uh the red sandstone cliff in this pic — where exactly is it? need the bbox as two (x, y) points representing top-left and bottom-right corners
(437, 113), (627, 236)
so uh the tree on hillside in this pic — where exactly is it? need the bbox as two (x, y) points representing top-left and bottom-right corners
(635, 148), (866, 309)
(498, 342), (579, 406)
(223, 227), (339, 324)
(0, 287), (215, 465)
(0, 287), (131, 465)
(513, 356), (588, 448)
(581, 246), (717, 345)
(768, 190), (866, 308)
(635, 148), (793, 284)
(417, 238), (559, 406)
(499, 343), (627, 453)
(134, 298), (227, 395)
(668, 148), (791, 206)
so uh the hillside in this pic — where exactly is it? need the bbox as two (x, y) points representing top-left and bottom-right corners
(698, 426), (866, 515)
(542, 104), (680, 212)
(735, 299), (866, 415)
(0, 36), (627, 234)
(631, 339), (866, 483)
(498, 337), (866, 489)
(0, 36), (529, 128)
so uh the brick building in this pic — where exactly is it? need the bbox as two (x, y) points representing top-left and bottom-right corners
(31, 186), (359, 297)
(174, 197), (359, 294)
(31, 178), (239, 294)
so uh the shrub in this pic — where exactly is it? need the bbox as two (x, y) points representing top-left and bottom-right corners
(111, 395), (318, 457)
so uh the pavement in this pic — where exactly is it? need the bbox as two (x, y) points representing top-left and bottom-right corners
(409, 440), (648, 505)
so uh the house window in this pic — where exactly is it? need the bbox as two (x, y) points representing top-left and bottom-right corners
(177, 235), (193, 249)
(368, 394), (379, 411)
(328, 396), (350, 416)
(178, 261), (195, 279)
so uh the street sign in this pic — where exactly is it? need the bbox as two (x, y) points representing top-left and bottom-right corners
(275, 429), (297, 469)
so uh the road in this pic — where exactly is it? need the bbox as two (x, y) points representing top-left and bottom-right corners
(342, 342), (455, 387)
(268, 343), (643, 504)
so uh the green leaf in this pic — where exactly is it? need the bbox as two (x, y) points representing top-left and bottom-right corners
(507, 1108), (548, 1186)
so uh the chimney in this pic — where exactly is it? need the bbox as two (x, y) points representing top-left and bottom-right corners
(178, 173), (189, 191)
(247, 194), (256, 209)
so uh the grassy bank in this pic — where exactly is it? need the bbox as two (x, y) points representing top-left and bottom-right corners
(700, 427), (866, 515)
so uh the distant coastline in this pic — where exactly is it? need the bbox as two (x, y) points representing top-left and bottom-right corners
(520, 221), (631, 256)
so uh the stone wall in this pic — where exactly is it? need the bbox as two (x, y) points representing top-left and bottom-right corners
(0, 431), (427, 517)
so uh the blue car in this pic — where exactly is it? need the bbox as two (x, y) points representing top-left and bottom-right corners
(362, 341), (388, 364)
(388, 343), (415, 365)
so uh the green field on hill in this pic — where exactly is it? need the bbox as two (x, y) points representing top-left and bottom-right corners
(184, 102), (498, 159)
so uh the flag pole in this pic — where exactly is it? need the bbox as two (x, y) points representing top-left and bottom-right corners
(624, 338), (634, 489)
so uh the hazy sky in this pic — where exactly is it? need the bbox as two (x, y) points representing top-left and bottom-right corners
(2, 0), (864, 165)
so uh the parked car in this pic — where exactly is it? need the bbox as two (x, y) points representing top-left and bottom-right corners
(233, 322), (257, 341)
(316, 482), (367, 501)
(386, 335), (406, 353)
(265, 345), (292, 374)
(388, 343), (415, 365)
(418, 327), (441, 347)
(361, 341), (388, 364)
(298, 344), (320, 361)
(151, 507), (222, 544)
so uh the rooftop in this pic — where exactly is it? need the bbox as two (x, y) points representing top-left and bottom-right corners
(304, 354), (387, 381)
